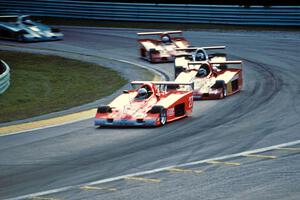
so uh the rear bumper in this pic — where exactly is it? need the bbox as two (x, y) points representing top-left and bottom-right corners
(157, 56), (174, 62)
(193, 89), (241, 100)
(193, 92), (222, 100)
(95, 118), (158, 127)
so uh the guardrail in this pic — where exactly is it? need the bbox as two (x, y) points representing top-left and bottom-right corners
(0, 60), (10, 94)
(0, 0), (299, 26)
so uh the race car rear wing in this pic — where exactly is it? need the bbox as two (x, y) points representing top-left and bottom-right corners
(174, 53), (193, 58)
(176, 46), (226, 51)
(137, 31), (182, 36)
(188, 60), (243, 69)
(131, 81), (194, 90)
(210, 60), (242, 65)
(188, 60), (242, 64)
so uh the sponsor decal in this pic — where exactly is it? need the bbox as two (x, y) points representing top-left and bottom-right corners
(167, 108), (175, 117)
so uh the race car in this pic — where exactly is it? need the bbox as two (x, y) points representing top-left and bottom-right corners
(175, 60), (243, 100)
(0, 15), (63, 42)
(174, 46), (226, 78)
(95, 81), (194, 127)
(137, 31), (189, 63)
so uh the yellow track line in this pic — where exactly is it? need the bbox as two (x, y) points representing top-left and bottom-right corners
(242, 154), (276, 159)
(0, 109), (96, 136)
(205, 160), (241, 166)
(124, 176), (161, 183)
(80, 185), (117, 192)
(166, 167), (203, 174)
(0, 75), (161, 136)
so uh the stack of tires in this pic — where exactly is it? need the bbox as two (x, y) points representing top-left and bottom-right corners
(0, 60), (10, 94)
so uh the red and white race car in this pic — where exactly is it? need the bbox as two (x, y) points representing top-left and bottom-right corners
(174, 46), (226, 78)
(137, 31), (189, 63)
(95, 81), (194, 127)
(175, 60), (243, 100)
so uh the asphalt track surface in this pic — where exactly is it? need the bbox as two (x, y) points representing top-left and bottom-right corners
(0, 27), (300, 199)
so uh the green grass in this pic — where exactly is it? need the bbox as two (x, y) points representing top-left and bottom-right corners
(0, 51), (127, 123)
(37, 17), (300, 32)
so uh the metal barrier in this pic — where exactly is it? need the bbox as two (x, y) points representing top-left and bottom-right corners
(0, 1), (299, 26)
(0, 60), (10, 94)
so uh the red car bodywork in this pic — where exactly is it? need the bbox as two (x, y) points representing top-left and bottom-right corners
(137, 31), (189, 63)
(95, 81), (194, 127)
(175, 60), (243, 100)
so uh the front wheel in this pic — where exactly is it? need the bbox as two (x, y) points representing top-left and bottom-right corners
(160, 109), (167, 126)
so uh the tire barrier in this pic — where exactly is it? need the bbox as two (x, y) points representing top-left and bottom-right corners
(0, 60), (10, 94)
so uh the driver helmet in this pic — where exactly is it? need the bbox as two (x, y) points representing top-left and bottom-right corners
(197, 68), (207, 77)
(136, 88), (148, 100)
(195, 52), (205, 61)
(161, 35), (171, 43)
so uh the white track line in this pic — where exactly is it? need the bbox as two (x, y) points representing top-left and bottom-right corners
(6, 139), (300, 200)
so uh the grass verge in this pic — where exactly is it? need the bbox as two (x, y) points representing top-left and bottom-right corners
(0, 51), (127, 123)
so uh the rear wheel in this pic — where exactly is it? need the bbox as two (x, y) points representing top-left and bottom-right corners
(223, 84), (227, 97)
(149, 106), (167, 126)
(140, 48), (146, 58)
(213, 80), (226, 99)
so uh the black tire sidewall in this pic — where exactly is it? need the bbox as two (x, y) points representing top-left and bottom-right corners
(160, 109), (167, 125)
(223, 84), (227, 97)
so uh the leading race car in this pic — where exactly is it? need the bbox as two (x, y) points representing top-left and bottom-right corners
(95, 81), (194, 127)
(0, 15), (64, 42)
(175, 60), (243, 100)
(137, 31), (189, 63)
(174, 46), (226, 78)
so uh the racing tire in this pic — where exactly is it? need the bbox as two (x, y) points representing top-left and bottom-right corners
(174, 66), (184, 79)
(159, 109), (167, 126)
(223, 84), (227, 97)
(149, 106), (167, 126)
(213, 80), (227, 99)
(140, 48), (146, 58)
(149, 48), (158, 63)
(97, 105), (112, 113)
